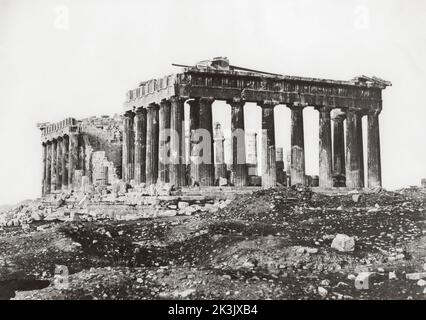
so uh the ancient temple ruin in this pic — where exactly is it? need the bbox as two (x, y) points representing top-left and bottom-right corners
(38, 115), (123, 195)
(39, 57), (391, 193)
(121, 57), (391, 189)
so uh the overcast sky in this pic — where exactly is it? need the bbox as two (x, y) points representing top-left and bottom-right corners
(1, 0), (425, 204)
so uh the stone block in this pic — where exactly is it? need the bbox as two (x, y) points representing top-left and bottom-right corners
(331, 234), (355, 252)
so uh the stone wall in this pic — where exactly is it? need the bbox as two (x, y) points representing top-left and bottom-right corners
(79, 114), (123, 185)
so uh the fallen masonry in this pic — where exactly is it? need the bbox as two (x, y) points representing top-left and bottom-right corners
(1, 185), (426, 300)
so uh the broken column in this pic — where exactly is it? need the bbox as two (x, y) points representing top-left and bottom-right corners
(332, 110), (346, 185)
(246, 131), (258, 176)
(367, 110), (382, 187)
(51, 139), (58, 191)
(289, 104), (306, 185)
(134, 107), (147, 185)
(158, 99), (171, 184)
(317, 106), (333, 188)
(345, 108), (363, 188)
(228, 98), (248, 187)
(213, 122), (227, 183)
(169, 96), (186, 186)
(198, 97), (215, 186)
(276, 147), (285, 184)
(146, 103), (159, 185)
(188, 99), (200, 185)
(68, 133), (79, 187)
(259, 101), (277, 188)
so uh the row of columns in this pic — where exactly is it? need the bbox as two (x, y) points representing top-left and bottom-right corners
(42, 134), (79, 195)
(122, 97), (382, 189)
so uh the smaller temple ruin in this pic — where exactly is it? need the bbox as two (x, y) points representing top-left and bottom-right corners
(38, 115), (123, 195)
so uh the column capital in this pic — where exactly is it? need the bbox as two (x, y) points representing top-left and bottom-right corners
(287, 102), (308, 110)
(257, 99), (278, 108)
(124, 110), (135, 118)
(314, 105), (333, 113)
(227, 97), (245, 107)
(135, 107), (146, 115)
(160, 98), (171, 107)
(367, 109), (381, 117)
(169, 95), (186, 104)
(146, 102), (160, 110)
(199, 96), (215, 104)
(344, 107), (366, 116)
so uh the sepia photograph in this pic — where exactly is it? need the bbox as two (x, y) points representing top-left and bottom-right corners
(0, 0), (425, 311)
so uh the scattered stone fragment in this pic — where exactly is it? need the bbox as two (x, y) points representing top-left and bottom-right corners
(331, 234), (355, 252)
(406, 272), (426, 280)
(417, 279), (426, 287)
(317, 286), (328, 297)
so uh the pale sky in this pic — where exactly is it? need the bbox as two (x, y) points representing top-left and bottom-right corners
(1, 0), (426, 204)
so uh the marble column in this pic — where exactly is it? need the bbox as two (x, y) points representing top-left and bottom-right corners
(169, 96), (186, 186)
(122, 112), (132, 182)
(68, 133), (79, 187)
(289, 105), (306, 185)
(317, 106), (333, 188)
(61, 136), (69, 189)
(259, 101), (277, 188)
(45, 142), (51, 194)
(358, 113), (365, 186)
(42, 143), (47, 196)
(56, 138), (63, 190)
(345, 109), (363, 188)
(367, 110), (382, 187)
(134, 108), (147, 185)
(198, 97), (215, 186)
(332, 112), (346, 177)
(188, 99), (200, 185)
(213, 122), (227, 182)
(158, 100), (171, 184)
(51, 139), (58, 191)
(128, 112), (135, 182)
(228, 98), (248, 187)
(146, 103), (159, 185)
(246, 131), (258, 176)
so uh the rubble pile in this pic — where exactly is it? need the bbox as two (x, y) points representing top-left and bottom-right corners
(1, 185), (426, 300)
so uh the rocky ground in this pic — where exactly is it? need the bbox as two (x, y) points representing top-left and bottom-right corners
(1, 184), (426, 300)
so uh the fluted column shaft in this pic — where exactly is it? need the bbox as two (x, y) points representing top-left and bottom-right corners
(188, 99), (200, 185)
(68, 133), (79, 187)
(61, 136), (69, 189)
(45, 142), (52, 194)
(290, 105), (306, 185)
(345, 109), (363, 188)
(134, 108), (147, 185)
(51, 139), (58, 191)
(213, 123), (227, 182)
(56, 138), (62, 189)
(169, 96), (186, 186)
(229, 98), (248, 186)
(367, 110), (382, 187)
(317, 106), (333, 188)
(42, 143), (47, 195)
(146, 104), (159, 185)
(122, 112), (131, 182)
(332, 113), (346, 177)
(198, 97), (215, 186)
(259, 101), (277, 188)
(158, 100), (171, 184)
